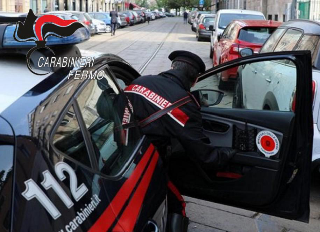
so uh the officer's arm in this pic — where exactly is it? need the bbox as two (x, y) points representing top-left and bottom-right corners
(170, 103), (235, 169)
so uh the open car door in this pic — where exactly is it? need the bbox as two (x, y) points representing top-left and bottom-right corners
(168, 51), (313, 222)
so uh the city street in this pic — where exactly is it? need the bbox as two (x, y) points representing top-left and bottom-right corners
(78, 17), (320, 232)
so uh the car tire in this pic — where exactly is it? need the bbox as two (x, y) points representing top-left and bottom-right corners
(232, 75), (243, 108)
(197, 35), (202, 41)
(210, 47), (213, 58)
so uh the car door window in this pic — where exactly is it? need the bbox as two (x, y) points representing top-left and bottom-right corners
(192, 58), (297, 111)
(274, 29), (303, 52)
(53, 105), (91, 167)
(260, 28), (286, 53)
(222, 24), (232, 39)
(76, 71), (140, 176)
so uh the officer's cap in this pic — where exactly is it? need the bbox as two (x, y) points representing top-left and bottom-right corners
(169, 50), (206, 73)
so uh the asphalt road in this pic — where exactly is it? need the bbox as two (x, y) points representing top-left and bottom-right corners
(78, 17), (320, 232)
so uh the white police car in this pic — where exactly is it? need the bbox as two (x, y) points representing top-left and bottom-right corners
(0, 12), (315, 232)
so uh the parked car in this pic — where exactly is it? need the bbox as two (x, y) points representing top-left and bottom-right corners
(196, 14), (215, 41)
(188, 10), (197, 24)
(150, 12), (156, 20)
(91, 18), (109, 33)
(191, 11), (211, 32)
(121, 11), (136, 25)
(42, 11), (78, 20)
(0, 15), (315, 232)
(67, 11), (95, 35)
(158, 12), (166, 18)
(152, 11), (160, 19)
(46, 11), (95, 35)
(213, 19), (281, 89)
(120, 12), (132, 25)
(134, 10), (146, 22)
(119, 13), (128, 27)
(132, 11), (141, 24)
(165, 12), (175, 17)
(88, 12), (111, 31)
(233, 19), (320, 172)
(210, 9), (265, 59)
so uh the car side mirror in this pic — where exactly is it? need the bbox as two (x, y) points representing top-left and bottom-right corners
(217, 34), (221, 42)
(240, 48), (254, 57)
(191, 89), (224, 107)
(209, 25), (215, 31)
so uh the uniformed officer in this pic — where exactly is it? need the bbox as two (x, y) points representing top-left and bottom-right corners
(124, 50), (236, 232)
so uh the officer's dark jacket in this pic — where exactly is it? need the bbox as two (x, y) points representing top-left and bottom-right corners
(124, 69), (222, 166)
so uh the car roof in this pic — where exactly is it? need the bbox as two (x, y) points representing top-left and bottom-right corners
(218, 9), (264, 15)
(200, 14), (215, 18)
(233, 20), (282, 28)
(280, 19), (320, 35)
(0, 56), (51, 114)
(0, 52), (140, 115)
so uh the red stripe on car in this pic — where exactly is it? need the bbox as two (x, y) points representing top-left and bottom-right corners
(88, 144), (155, 232)
(114, 151), (159, 231)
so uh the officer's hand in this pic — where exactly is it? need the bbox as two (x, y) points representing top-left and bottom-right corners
(217, 148), (237, 169)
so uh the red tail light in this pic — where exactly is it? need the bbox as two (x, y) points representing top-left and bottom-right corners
(290, 80), (316, 112)
(199, 24), (205, 30)
(84, 20), (90, 25)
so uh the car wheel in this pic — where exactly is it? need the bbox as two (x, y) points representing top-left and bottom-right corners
(196, 30), (198, 38)
(210, 48), (213, 59)
(197, 35), (202, 41)
(232, 76), (243, 108)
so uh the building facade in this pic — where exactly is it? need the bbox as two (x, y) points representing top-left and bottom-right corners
(214, 0), (320, 21)
(1, 0), (133, 13)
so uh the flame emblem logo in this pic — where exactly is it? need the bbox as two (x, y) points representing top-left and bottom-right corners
(14, 9), (84, 75)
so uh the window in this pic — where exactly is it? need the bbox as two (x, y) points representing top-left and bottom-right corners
(53, 105), (91, 167)
(275, 14), (278, 21)
(260, 28), (285, 53)
(218, 14), (265, 29)
(268, 15), (272, 20)
(192, 59), (297, 112)
(238, 27), (277, 44)
(76, 71), (140, 176)
(274, 29), (302, 52)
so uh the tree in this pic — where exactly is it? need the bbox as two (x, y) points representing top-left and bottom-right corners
(135, 0), (149, 8)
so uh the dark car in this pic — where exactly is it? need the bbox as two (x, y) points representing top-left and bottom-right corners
(196, 14), (215, 41)
(0, 15), (315, 232)
(165, 12), (175, 17)
(119, 13), (128, 27)
(191, 11), (211, 32)
(121, 11), (136, 25)
(68, 11), (95, 35)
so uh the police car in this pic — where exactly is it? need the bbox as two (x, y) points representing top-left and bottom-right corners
(232, 20), (320, 173)
(0, 13), (314, 232)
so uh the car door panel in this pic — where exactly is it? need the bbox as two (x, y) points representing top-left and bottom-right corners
(169, 51), (313, 222)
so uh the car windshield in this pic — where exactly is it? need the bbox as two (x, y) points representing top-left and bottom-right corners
(238, 27), (277, 44)
(203, 17), (215, 24)
(219, 14), (264, 29)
